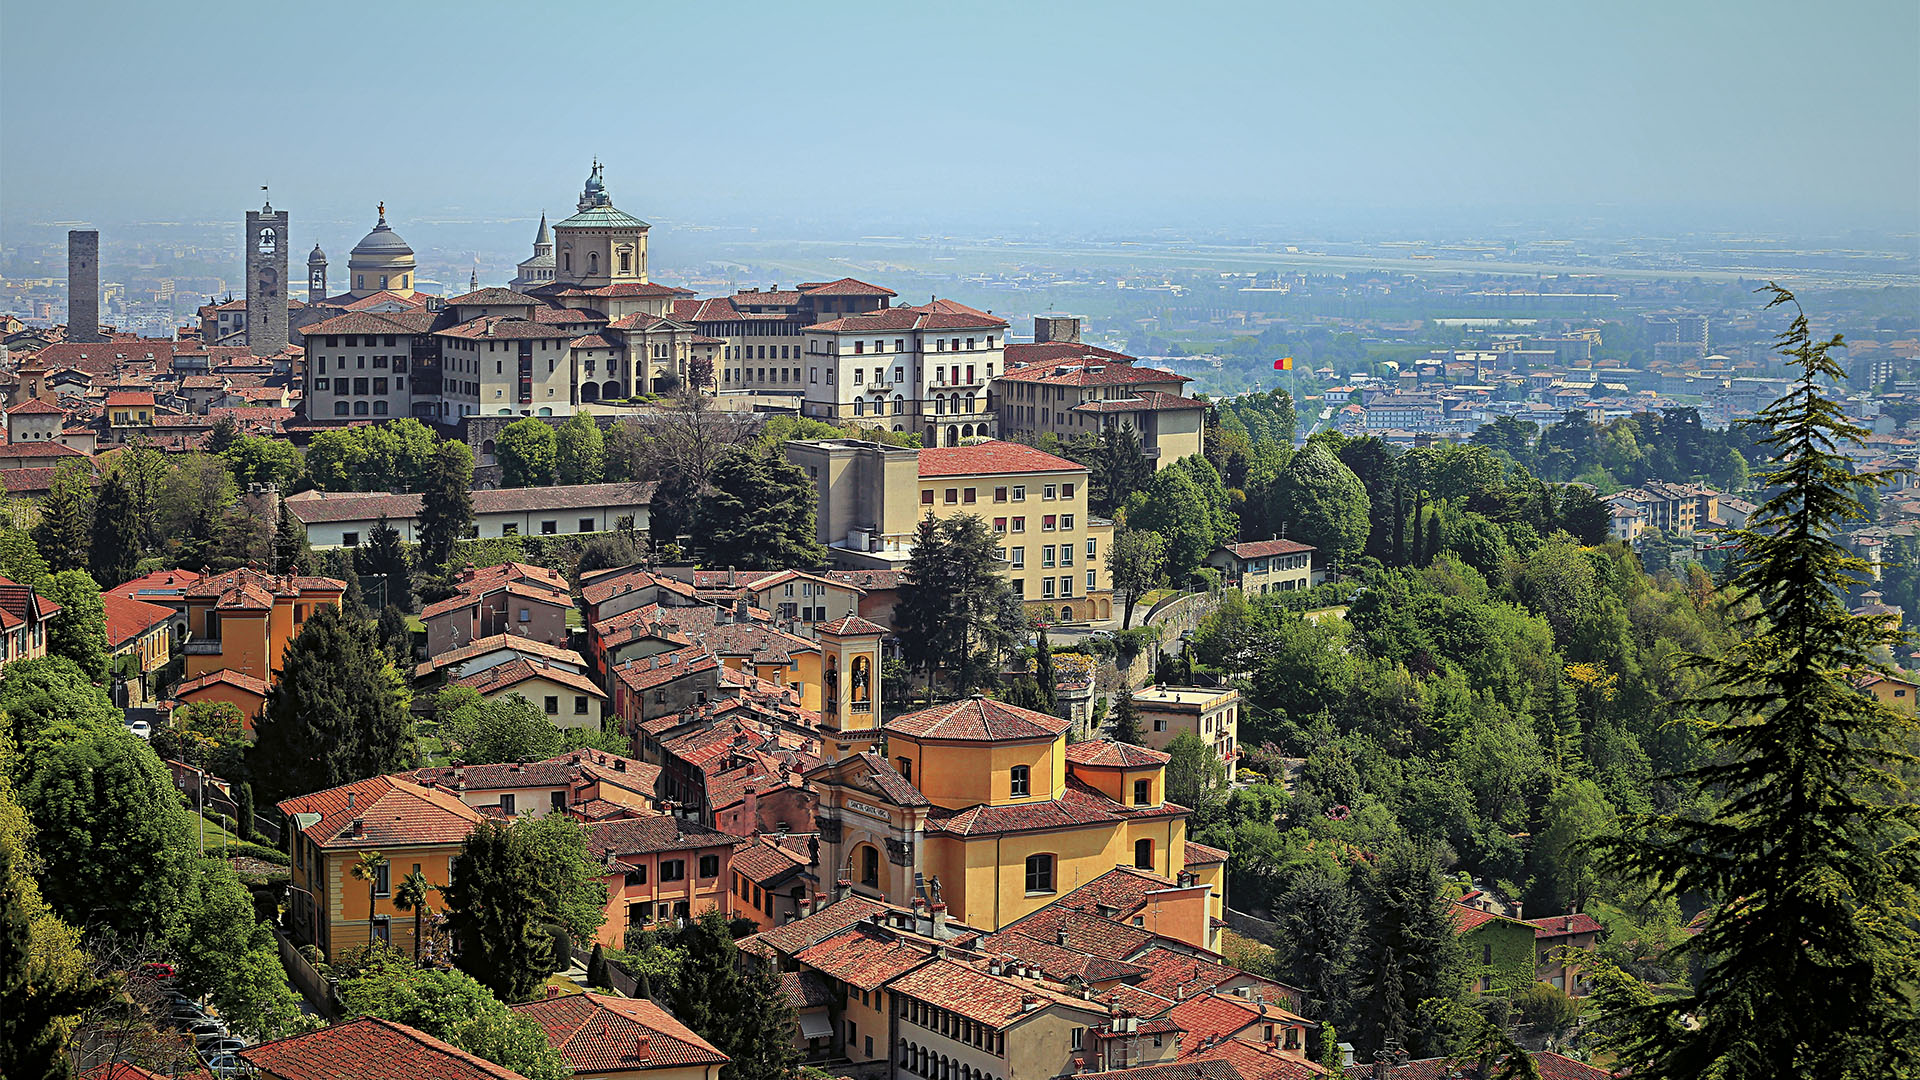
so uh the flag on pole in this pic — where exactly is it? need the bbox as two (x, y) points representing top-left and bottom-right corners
(1274, 357), (1293, 371)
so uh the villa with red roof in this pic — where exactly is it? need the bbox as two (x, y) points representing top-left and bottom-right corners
(102, 592), (176, 704)
(512, 992), (728, 1080)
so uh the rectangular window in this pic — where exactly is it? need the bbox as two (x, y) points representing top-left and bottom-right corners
(1012, 517), (1025, 533)
(1063, 483), (1076, 499)
(1043, 515), (1057, 531)
(921, 489), (934, 505)
(661, 860), (686, 882)
(499, 793), (516, 816)
(1012, 485), (1026, 501)
(342, 532), (360, 547)
(1010, 765), (1030, 798)
(1062, 514), (1075, 531)
(1043, 578), (1056, 598)
(1061, 545), (1073, 567)
(1134, 779), (1152, 805)
(1087, 538), (1097, 558)
(544, 696), (559, 714)
(1042, 545), (1056, 568)
(1010, 547), (1024, 568)
(1044, 484), (1057, 500)
(574, 696), (589, 714)
(994, 486), (1008, 503)
(1060, 576), (1073, 596)
(993, 518), (1007, 533)
(699, 854), (720, 878)
(540, 519), (558, 534)
(1087, 569), (1097, 590)
(373, 862), (391, 897)
(963, 488), (976, 504)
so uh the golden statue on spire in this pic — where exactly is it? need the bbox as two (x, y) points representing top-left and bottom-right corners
(378, 201), (386, 219)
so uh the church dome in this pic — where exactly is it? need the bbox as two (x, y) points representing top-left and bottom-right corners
(308, 242), (327, 264)
(350, 206), (413, 258)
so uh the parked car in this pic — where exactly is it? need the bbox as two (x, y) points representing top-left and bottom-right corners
(204, 1053), (249, 1078)
(188, 1020), (227, 1042)
(128, 719), (152, 739)
(199, 1037), (247, 1057)
(141, 962), (176, 980)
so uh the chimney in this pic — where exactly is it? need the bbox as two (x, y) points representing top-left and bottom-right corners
(988, 958), (1003, 976)
(931, 901), (947, 937)
(1057, 928), (1069, 947)
(350, 817), (365, 836)
(735, 595), (750, 621)
(345, 791), (357, 810)
(728, 565), (737, 587)
(835, 874), (852, 902)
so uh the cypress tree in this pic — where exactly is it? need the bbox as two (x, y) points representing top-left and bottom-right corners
(1391, 481), (1406, 567)
(1033, 624), (1058, 716)
(1592, 286), (1920, 1077)
(88, 473), (139, 587)
(660, 912), (797, 1080)
(250, 605), (412, 803)
(235, 781), (256, 843)
(356, 517), (413, 612)
(1110, 687), (1143, 744)
(444, 819), (550, 1003)
(1423, 512), (1442, 569)
(1410, 489), (1427, 567)
(273, 501), (309, 575)
(584, 942), (610, 991)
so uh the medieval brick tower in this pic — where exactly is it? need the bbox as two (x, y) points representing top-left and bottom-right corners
(245, 201), (290, 356)
(67, 229), (103, 342)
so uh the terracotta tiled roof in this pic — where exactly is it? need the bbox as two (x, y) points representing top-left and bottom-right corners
(1101, 981), (1176, 1016)
(1002, 343), (1138, 367)
(609, 645), (718, 693)
(276, 775), (482, 850)
(409, 759), (577, 791)
(794, 926), (934, 991)
(581, 568), (697, 607)
(0, 441), (87, 459)
(1528, 912), (1604, 938)
(566, 282), (695, 298)
(1218, 539), (1315, 559)
(184, 567), (344, 601)
(781, 970), (834, 1010)
(455, 656), (606, 700)
(1450, 902), (1530, 935)
(1168, 990), (1307, 1043)
(101, 593), (174, 648)
(0, 467), (63, 495)
(1186, 1040), (1326, 1080)
(446, 288), (540, 306)
(435, 316), (571, 342)
(842, 752), (929, 807)
(300, 310), (429, 337)
(176, 668), (270, 699)
(414, 634), (587, 678)
(798, 277), (898, 297)
(886, 696), (1069, 741)
(568, 333), (620, 350)
(7, 397), (67, 415)
(1002, 358), (1190, 388)
(81, 1065), (212, 1080)
(1184, 841), (1229, 866)
(806, 306), (1008, 333)
(998, 906), (1156, 962)
(533, 306), (606, 326)
(1077, 1061), (1245, 1080)
(747, 896), (890, 958)
(239, 1016), (530, 1080)
(975, 927), (1148, 983)
(287, 484), (655, 526)
(1065, 739), (1170, 768)
(585, 814), (742, 866)
(731, 834), (812, 884)
(825, 568), (904, 591)
(888, 958), (1097, 1029)
(816, 614), (889, 636)
(917, 441), (1084, 479)
(511, 992), (727, 1072)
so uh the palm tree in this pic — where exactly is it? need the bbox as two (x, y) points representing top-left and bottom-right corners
(350, 850), (389, 948)
(392, 869), (438, 962)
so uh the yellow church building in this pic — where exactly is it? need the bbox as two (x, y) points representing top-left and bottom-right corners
(804, 694), (1225, 945)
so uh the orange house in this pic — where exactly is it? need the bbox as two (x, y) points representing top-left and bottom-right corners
(175, 669), (272, 731)
(183, 569), (344, 686)
(587, 815), (743, 949)
(278, 774), (482, 962)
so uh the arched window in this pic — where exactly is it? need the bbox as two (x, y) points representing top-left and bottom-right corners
(1024, 853), (1053, 894)
(562, 251), (571, 272)
(372, 400), (388, 415)
(860, 844), (880, 887)
(589, 252), (599, 275)
(333, 401), (349, 416)
(1135, 837), (1154, 870)
(353, 401), (369, 415)
(854, 398), (865, 416)
(893, 394), (904, 414)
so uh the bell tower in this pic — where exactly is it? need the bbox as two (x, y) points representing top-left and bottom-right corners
(245, 198), (290, 355)
(307, 243), (328, 305)
(817, 616), (886, 762)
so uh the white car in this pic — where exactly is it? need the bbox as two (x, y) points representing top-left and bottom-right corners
(128, 720), (152, 739)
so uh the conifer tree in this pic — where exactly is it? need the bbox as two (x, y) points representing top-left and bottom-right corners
(1592, 286), (1920, 1078)
(273, 501), (309, 575)
(1110, 687), (1143, 744)
(659, 911), (797, 1080)
(250, 605), (412, 803)
(356, 517), (412, 612)
(1033, 624), (1058, 716)
(31, 461), (93, 574)
(88, 473), (139, 587)
(444, 819), (550, 1003)
(694, 449), (827, 571)
(418, 442), (475, 570)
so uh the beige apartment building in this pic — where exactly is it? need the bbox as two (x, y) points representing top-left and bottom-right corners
(798, 301), (1009, 447)
(1128, 685), (1240, 781)
(996, 319), (1207, 468)
(785, 439), (1114, 622)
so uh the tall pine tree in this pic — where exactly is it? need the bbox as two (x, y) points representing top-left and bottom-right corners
(694, 449), (827, 571)
(273, 500), (310, 575)
(250, 604), (412, 803)
(417, 442), (474, 570)
(443, 819), (550, 1003)
(88, 473), (139, 587)
(659, 911), (797, 1080)
(1592, 286), (1920, 1078)
(356, 517), (413, 612)
(31, 461), (93, 574)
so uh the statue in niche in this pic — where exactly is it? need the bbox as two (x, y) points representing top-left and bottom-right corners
(851, 654), (871, 703)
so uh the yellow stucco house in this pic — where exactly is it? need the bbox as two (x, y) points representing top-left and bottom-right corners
(805, 695), (1224, 944)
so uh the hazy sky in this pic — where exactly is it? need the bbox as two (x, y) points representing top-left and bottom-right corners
(4, 0), (1916, 238)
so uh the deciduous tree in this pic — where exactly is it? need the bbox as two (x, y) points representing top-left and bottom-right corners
(497, 419), (557, 488)
(38, 570), (109, 681)
(555, 411), (605, 486)
(1109, 528), (1168, 629)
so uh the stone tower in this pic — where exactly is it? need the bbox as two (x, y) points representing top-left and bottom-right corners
(816, 616), (886, 762)
(307, 243), (328, 305)
(245, 201), (290, 356)
(66, 230), (103, 342)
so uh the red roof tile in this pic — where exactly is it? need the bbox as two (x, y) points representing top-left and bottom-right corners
(886, 696), (1069, 741)
(276, 774), (482, 850)
(794, 926), (934, 991)
(917, 441), (1084, 479)
(888, 958), (1098, 1029)
(239, 1016), (531, 1080)
(101, 592), (174, 648)
(1065, 739), (1170, 768)
(798, 277), (898, 297)
(1218, 539), (1315, 559)
(511, 992), (727, 1072)
(1527, 912), (1603, 938)
(455, 656), (606, 700)
(176, 668), (271, 700)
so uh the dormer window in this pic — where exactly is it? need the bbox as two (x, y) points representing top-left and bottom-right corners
(1009, 765), (1030, 798)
